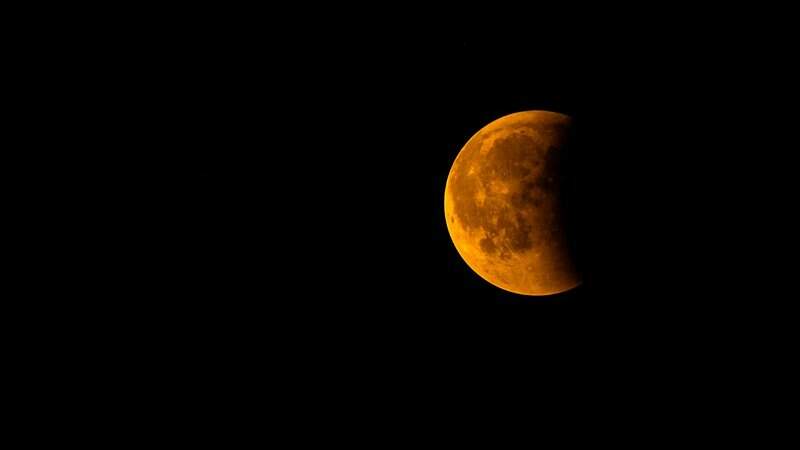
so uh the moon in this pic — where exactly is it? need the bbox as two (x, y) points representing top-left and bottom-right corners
(444, 111), (580, 296)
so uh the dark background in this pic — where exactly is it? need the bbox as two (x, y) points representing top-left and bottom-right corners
(19, 7), (797, 434)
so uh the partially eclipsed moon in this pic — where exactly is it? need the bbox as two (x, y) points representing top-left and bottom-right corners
(444, 111), (580, 296)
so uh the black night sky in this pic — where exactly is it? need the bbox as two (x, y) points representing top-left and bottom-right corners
(36, 7), (795, 431)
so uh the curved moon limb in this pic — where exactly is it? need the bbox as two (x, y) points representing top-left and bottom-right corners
(444, 110), (580, 296)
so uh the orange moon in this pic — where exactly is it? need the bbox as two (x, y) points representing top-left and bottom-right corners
(444, 111), (580, 296)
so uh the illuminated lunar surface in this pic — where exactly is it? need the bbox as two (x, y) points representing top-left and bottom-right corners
(444, 111), (580, 296)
